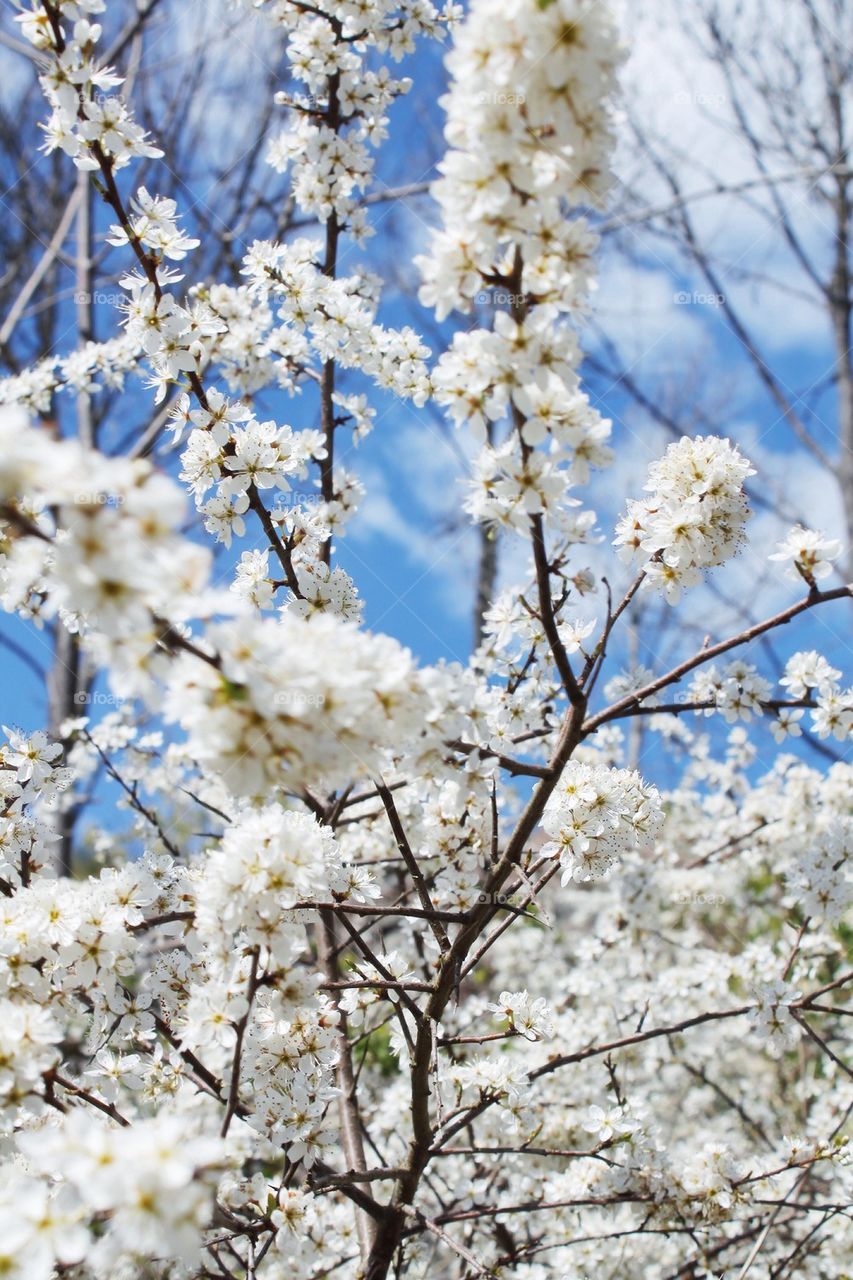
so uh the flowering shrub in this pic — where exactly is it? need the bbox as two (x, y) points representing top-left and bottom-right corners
(0, 2), (850, 1279)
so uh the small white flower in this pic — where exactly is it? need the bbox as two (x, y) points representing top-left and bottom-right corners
(770, 709), (804, 742)
(769, 525), (842, 584)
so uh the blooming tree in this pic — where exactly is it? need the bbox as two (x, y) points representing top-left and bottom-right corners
(0, 2), (851, 1279)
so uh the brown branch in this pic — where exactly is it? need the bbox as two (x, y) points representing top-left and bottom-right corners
(221, 949), (260, 1137)
(583, 584), (853, 736)
(376, 781), (450, 953)
(50, 1071), (130, 1127)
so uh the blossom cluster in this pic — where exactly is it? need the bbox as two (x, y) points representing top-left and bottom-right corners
(541, 760), (664, 882)
(0, 772), (380, 1271)
(615, 435), (754, 602)
(195, 804), (340, 954)
(12, 1114), (222, 1275)
(487, 988), (555, 1041)
(682, 649), (853, 740)
(0, 407), (210, 654)
(163, 612), (426, 796)
(770, 523), (843, 584)
(239, 237), (431, 404)
(254, 0), (458, 238)
(418, 0), (621, 319)
(0, 335), (139, 414)
(0, 726), (70, 886)
(785, 820), (852, 921)
(21, 1), (162, 171)
(419, 0), (621, 536)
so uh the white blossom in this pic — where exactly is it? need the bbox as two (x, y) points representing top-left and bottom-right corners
(769, 524), (843, 584)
